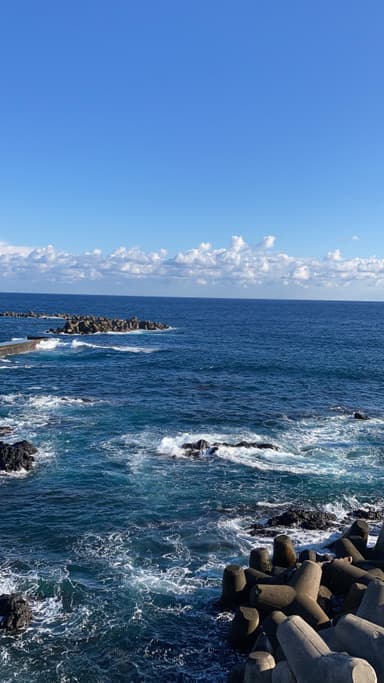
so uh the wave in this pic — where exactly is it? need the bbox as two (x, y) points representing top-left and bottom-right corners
(156, 415), (384, 477)
(37, 338), (159, 354)
(0, 393), (95, 409)
(157, 431), (346, 476)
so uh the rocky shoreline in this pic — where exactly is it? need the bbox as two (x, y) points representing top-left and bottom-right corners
(221, 512), (384, 682)
(0, 435), (38, 630)
(0, 310), (169, 334)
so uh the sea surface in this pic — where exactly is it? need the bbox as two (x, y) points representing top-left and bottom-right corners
(0, 293), (384, 681)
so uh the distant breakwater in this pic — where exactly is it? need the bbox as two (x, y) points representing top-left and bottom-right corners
(0, 311), (169, 334)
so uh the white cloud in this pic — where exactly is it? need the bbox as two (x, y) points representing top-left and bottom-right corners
(259, 235), (276, 249)
(352, 235), (360, 241)
(326, 249), (342, 261)
(1, 235), (384, 295)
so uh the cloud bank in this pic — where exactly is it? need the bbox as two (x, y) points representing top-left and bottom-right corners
(1, 236), (384, 296)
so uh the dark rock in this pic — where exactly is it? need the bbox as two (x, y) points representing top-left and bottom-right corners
(215, 441), (279, 451)
(181, 439), (210, 457)
(266, 508), (337, 531)
(0, 440), (37, 472)
(0, 593), (32, 630)
(351, 508), (382, 521)
(180, 438), (278, 457)
(248, 526), (280, 538)
(354, 411), (369, 420)
(48, 314), (169, 335)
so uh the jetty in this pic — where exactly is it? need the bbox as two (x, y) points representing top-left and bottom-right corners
(0, 338), (46, 358)
(0, 311), (169, 334)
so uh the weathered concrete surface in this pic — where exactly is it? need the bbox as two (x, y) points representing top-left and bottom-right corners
(0, 338), (45, 357)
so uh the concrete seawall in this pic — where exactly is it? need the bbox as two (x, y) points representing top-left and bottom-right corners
(0, 338), (45, 358)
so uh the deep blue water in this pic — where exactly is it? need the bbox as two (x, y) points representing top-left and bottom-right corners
(0, 293), (384, 681)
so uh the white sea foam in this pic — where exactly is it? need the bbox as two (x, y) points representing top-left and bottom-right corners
(37, 338), (64, 350)
(157, 431), (347, 476)
(38, 337), (158, 353)
(70, 339), (158, 353)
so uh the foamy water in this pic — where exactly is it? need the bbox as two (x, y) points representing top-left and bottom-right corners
(1, 294), (384, 681)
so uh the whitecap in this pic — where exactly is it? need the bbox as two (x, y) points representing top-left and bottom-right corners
(70, 339), (159, 353)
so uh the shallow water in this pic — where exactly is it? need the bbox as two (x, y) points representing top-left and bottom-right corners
(0, 293), (384, 681)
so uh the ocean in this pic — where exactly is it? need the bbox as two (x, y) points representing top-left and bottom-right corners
(0, 292), (383, 681)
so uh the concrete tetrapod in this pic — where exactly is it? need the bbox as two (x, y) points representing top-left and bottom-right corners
(374, 522), (384, 557)
(221, 565), (247, 607)
(335, 613), (384, 682)
(250, 548), (273, 574)
(342, 582), (367, 614)
(272, 536), (296, 568)
(271, 661), (296, 683)
(277, 614), (377, 683)
(244, 651), (276, 683)
(357, 579), (384, 626)
(229, 606), (260, 649)
(250, 561), (330, 629)
(322, 559), (376, 594)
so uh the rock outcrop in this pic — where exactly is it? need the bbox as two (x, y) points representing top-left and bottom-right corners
(181, 439), (279, 457)
(0, 440), (37, 472)
(0, 593), (32, 630)
(49, 315), (169, 335)
(0, 310), (169, 334)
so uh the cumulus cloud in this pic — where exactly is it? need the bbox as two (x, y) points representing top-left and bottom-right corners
(259, 235), (276, 249)
(1, 235), (384, 293)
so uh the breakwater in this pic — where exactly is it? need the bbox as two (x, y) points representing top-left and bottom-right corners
(0, 338), (46, 357)
(0, 310), (169, 334)
(222, 516), (384, 682)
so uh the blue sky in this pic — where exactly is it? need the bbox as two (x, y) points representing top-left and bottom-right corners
(1, 1), (384, 297)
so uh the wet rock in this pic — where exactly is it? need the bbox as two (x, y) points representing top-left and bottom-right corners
(351, 508), (383, 521)
(181, 439), (212, 457)
(0, 440), (37, 472)
(181, 439), (278, 457)
(0, 593), (32, 630)
(216, 440), (279, 450)
(266, 508), (337, 531)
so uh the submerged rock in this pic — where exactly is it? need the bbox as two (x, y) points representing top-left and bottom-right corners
(0, 440), (37, 472)
(354, 411), (369, 420)
(0, 593), (32, 630)
(216, 440), (279, 450)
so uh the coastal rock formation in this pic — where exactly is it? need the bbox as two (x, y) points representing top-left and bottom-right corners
(0, 310), (169, 334)
(248, 508), (338, 536)
(48, 315), (169, 335)
(0, 440), (37, 472)
(0, 593), (32, 630)
(267, 508), (337, 531)
(181, 439), (279, 457)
